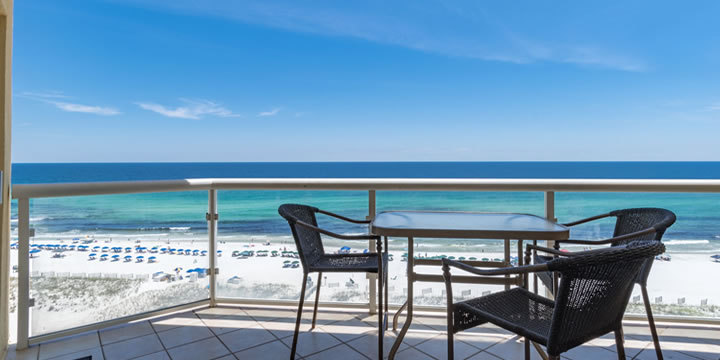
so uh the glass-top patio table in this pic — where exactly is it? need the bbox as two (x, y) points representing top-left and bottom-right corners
(371, 211), (569, 360)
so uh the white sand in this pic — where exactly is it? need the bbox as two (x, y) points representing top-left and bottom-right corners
(7, 238), (720, 341)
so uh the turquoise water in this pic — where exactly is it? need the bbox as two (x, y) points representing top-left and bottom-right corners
(11, 162), (720, 253)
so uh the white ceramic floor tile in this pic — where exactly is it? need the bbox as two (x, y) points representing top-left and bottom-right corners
(484, 336), (546, 360)
(5, 345), (40, 360)
(233, 340), (294, 360)
(157, 324), (214, 349)
(279, 329), (342, 358)
(320, 318), (375, 343)
(392, 347), (434, 360)
(304, 344), (369, 360)
(416, 335), (482, 360)
(46, 347), (104, 360)
(102, 333), (164, 360)
(199, 315), (258, 336)
(100, 321), (155, 345)
(346, 331), (409, 359)
(133, 351), (171, 360)
(217, 324), (277, 353)
(166, 337), (230, 360)
(40, 332), (100, 360)
(150, 313), (204, 333)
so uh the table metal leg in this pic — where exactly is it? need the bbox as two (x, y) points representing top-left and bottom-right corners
(504, 238), (511, 291)
(389, 237), (414, 360)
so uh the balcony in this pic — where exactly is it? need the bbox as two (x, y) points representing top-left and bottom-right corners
(6, 178), (720, 359)
(5, 304), (720, 360)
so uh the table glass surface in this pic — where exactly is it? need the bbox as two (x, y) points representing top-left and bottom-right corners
(372, 211), (567, 234)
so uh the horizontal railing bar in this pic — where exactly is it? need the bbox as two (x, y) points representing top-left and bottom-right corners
(12, 178), (720, 199)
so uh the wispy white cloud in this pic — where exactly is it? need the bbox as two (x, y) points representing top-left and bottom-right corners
(136, 99), (241, 119)
(19, 91), (121, 115)
(51, 102), (121, 115)
(258, 108), (280, 117)
(124, 0), (647, 72)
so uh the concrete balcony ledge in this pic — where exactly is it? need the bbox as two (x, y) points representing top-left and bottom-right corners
(5, 304), (720, 360)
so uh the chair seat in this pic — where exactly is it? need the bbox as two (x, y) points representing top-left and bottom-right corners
(454, 287), (554, 345)
(309, 253), (388, 273)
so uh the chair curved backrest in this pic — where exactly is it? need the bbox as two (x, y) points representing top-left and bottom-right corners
(545, 241), (665, 355)
(609, 208), (676, 246)
(608, 208), (676, 285)
(278, 204), (324, 271)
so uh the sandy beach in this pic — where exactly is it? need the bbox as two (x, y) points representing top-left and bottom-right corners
(7, 237), (720, 340)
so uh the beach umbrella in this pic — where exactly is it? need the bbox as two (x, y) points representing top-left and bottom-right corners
(89, 253), (97, 256)
(201, 250), (207, 254)
(93, 246), (100, 250)
(29, 249), (41, 254)
(148, 256), (156, 260)
(61, 244), (68, 248)
(711, 254), (720, 259)
(72, 237), (80, 241)
(137, 255), (144, 258)
(124, 255), (132, 260)
(111, 255), (119, 259)
(174, 267), (183, 272)
(101, 254), (108, 257)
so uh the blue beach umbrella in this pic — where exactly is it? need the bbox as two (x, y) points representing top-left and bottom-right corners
(148, 256), (156, 260)
(137, 255), (144, 259)
(711, 254), (720, 259)
(124, 255), (132, 259)
(72, 237), (80, 241)
(29, 249), (41, 254)
(100, 254), (108, 257)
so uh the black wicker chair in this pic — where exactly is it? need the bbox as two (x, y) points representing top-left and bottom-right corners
(278, 204), (388, 360)
(529, 208), (676, 359)
(442, 241), (666, 360)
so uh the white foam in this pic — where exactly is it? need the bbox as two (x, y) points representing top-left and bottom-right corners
(664, 240), (710, 245)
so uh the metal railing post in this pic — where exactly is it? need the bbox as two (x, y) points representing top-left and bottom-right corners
(16, 198), (30, 350)
(544, 191), (556, 298)
(367, 190), (377, 314)
(208, 190), (218, 307)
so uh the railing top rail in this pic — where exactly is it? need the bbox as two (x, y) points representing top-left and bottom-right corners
(11, 178), (720, 199)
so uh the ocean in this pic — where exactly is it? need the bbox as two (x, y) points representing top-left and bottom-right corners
(11, 162), (720, 253)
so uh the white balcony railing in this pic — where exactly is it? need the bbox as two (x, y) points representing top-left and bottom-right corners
(11, 177), (720, 349)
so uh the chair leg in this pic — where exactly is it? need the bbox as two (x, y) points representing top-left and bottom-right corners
(384, 253), (389, 331)
(641, 285), (664, 360)
(311, 272), (322, 329)
(615, 329), (626, 359)
(377, 268), (384, 360)
(524, 337), (530, 360)
(290, 273), (308, 360)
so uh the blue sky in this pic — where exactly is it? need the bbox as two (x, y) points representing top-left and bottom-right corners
(12, 0), (720, 162)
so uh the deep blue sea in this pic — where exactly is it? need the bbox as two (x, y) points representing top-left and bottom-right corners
(11, 162), (720, 253)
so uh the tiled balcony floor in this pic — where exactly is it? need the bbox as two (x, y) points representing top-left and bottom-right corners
(6, 305), (720, 360)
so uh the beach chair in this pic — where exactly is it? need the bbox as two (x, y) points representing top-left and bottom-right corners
(442, 241), (666, 360)
(528, 208), (676, 359)
(278, 204), (388, 360)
